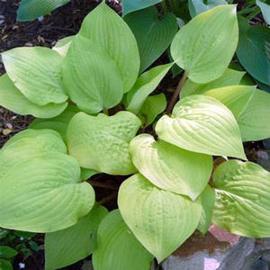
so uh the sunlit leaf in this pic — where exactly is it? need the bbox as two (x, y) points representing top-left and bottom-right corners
(67, 111), (141, 175)
(45, 205), (107, 270)
(188, 0), (227, 17)
(156, 95), (246, 159)
(62, 35), (123, 114)
(130, 134), (212, 200)
(213, 160), (270, 237)
(122, 0), (161, 16)
(53, 35), (74, 57)
(0, 74), (67, 118)
(79, 2), (140, 92)
(92, 210), (153, 270)
(118, 174), (201, 262)
(126, 64), (172, 114)
(171, 5), (238, 83)
(125, 7), (178, 72)
(2, 47), (67, 106)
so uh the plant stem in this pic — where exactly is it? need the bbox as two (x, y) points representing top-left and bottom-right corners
(166, 71), (187, 114)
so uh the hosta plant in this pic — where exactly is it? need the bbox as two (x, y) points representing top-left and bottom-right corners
(2, 1), (270, 269)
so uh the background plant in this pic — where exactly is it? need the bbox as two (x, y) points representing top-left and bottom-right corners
(1, 0), (270, 269)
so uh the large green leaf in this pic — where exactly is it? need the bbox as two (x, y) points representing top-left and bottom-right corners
(197, 185), (215, 234)
(125, 7), (178, 72)
(118, 174), (202, 262)
(0, 74), (67, 118)
(155, 95), (246, 159)
(67, 111), (141, 175)
(139, 93), (167, 126)
(0, 151), (95, 233)
(188, 0), (227, 17)
(122, 0), (162, 16)
(79, 2), (140, 92)
(204, 86), (270, 141)
(212, 160), (270, 237)
(62, 35), (123, 114)
(53, 36), (74, 57)
(30, 105), (79, 141)
(181, 68), (245, 98)
(237, 18), (270, 86)
(130, 134), (212, 200)
(92, 210), (153, 270)
(171, 5), (238, 83)
(2, 47), (67, 106)
(17, 0), (70, 21)
(126, 64), (172, 114)
(45, 205), (107, 270)
(256, 0), (270, 25)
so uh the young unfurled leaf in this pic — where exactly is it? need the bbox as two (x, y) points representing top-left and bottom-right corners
(0, 74), (67, 118)
(181, 68), (245, 98)
(67, 111), (141, 175)
(139, 93), (167, 126)
(188, 0), (227, 17)
(122, 0), (162, 16)
(30, 105), (79, 141)
(125, 7), (178, 72)
(197, 185), (215, 234)
(79, 2), (140, 92)
(156, 95), (246, 159)
(45, 205), (107, 270)
(204, 86), (270, 141)
(130, 134), (212, 200)
(92, 210), (153, 270)
(118, 174), (201, 262)
(53, 35), (74, 57)
(237, 18), (270, 86)
(62, 35), (123, 114)
(171, 5), (238, 83)
(0, 151), (95, 233)
(2, 47), (67, 106)
(17, 0), (70, 21)
(126, 64), (172, 114)
(213, 160), (270, 237)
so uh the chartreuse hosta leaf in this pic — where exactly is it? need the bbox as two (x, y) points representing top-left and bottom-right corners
(118, 174), (202, 262)
(212, 160), (270, 237)
(2, 47), (67, 106)
(125, 7), (178, 72)
(53, 35), (74, 57)
(139, 93), (167, 126)
(67, 111), (141, 175)
(79, 2), (140, 92)
(17, 0), (70, 21)
(130, 134), (212, 200)
(197, 185), (215, 234)
(171, 5), (238, 83)
(181, 68), (246, 98)
(156, 95), (246, 159)
(0, 149), (95, 232)
(0, 74), (67, 118)
(92, 210), (153, 270)
(126, 64), (172, 114)
(204, 86), (270, 141)
(62, 35), (123, 114)
(122, 0), (162, 16)
(45, 205), (107, 270)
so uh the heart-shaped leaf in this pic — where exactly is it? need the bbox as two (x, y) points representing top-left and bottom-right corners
(130, 134), (212, 200)
(171, 5), (238, 83)
(122, 0), (162, 16)
(213, 160), (270, 237)
(79, 2), (140, 92)
(125, 7), (178, 72)
(2, 47), (67, 106)
(156, 95), (246, 159)
(62, 35), (123, 114)
(45, 205), (107, 270)
(126, 63), (172, 114)
(118, 174), (201, 262)
(0, 74), (67, 118)
(67, 111), (141, 175)
(92, 210), (153, 270)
